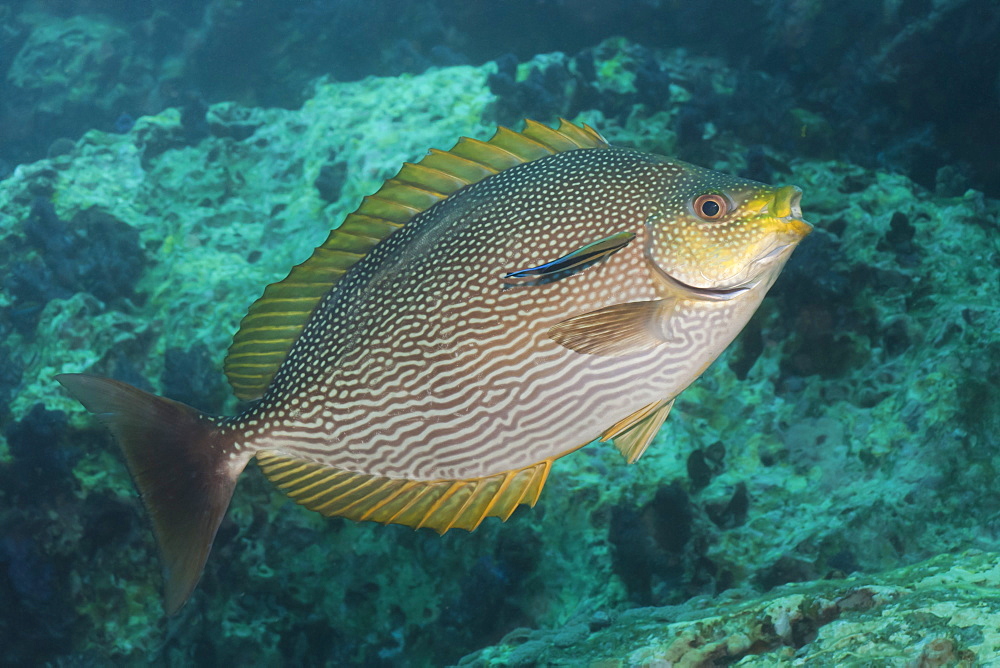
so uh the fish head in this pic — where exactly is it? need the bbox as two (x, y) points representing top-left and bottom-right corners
(644, 160), (812, 299)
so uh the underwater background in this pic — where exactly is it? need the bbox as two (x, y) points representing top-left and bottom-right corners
(0, 0), (998, 665)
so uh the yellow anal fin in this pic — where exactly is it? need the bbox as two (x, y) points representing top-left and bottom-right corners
(255, 451), (554, 534)
(224, 118), (610, 400)
(600, 398), (675, 464)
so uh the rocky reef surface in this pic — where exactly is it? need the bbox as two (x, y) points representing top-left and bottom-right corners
(462, 550), (1000, 666)
(0, 38), (997, 665)
(2, 1), (998, 196)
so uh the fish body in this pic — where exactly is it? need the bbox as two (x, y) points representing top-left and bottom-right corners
(57, 120), (811, 612)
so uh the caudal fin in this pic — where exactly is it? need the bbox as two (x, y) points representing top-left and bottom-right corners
(56, 373), (242, 614)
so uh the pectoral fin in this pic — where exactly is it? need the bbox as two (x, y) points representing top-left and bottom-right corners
(600, 398), (675, 463)
(506, 231), (635, 279)
(548, 299), (671, 356)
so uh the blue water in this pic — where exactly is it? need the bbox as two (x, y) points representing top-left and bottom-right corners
(0, 2), (998, 665)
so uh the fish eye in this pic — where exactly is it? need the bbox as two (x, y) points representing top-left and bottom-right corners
(693, 194), (728, 221)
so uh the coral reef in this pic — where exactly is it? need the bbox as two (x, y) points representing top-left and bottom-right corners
(0, 35), (997, 665)
(3, 197), (146, 334)
(1, 1), (998, 194)
(461, 549), (1000, 665)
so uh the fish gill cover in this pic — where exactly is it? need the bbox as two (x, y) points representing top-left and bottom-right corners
(0, 1), (998, 666)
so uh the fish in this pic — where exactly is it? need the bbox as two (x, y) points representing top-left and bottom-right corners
(57, 119), (812, 613)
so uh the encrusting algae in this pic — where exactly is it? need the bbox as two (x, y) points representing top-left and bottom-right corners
(57, 119), (811, 614)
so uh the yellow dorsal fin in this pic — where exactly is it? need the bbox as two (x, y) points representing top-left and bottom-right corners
(599, 398), (675, 464)
(224, 119), (610, 399)
(255, 451), (554, 534)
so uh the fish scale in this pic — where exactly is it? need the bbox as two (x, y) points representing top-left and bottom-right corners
(57, 119), (811, 613)
(242, 148), (665, 480)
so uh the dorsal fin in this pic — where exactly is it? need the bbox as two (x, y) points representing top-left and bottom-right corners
(224, 119), (609, 400)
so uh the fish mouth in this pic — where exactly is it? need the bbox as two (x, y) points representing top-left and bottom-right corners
(647, 240), (800, 302)
(761, 186), (812, 240)
(652, 266), (755, 301)
(760, 185), (802, 218)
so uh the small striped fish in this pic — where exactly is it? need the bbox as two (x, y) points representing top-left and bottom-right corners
(58, 119), (811, 613)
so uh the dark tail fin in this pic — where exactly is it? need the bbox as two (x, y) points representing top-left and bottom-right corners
(56, 373), (242, 614)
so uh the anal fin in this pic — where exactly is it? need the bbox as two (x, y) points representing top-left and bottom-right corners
(600, 398), (675, 464)
(255, 452), (554, 534)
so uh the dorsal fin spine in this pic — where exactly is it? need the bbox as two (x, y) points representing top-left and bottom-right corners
(423, 148), (499, 179)
(491, 126), (554, 160)
(522, 120), (578, 151)
(396, 162), (468, 193)
(451, 138), (523, 170)
(363, 195), (421, 219)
